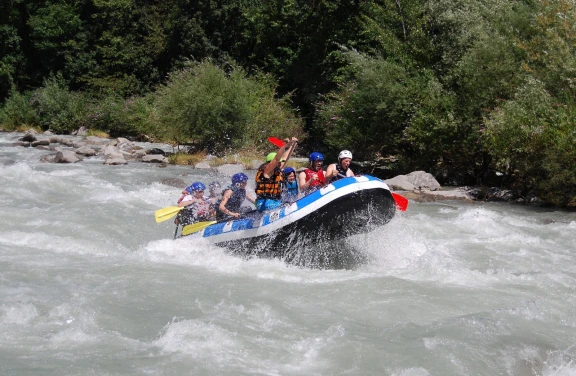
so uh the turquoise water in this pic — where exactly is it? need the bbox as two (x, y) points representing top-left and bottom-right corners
(1, 132), (575, 376)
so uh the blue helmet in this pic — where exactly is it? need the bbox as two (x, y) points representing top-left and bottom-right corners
(186, 182), (206, 194)
(283, 167), (295, 176)
(309, 152), (324, 162)
(232, 173), (248, 184)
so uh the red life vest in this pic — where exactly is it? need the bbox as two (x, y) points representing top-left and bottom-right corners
(304, 168), (325, 187)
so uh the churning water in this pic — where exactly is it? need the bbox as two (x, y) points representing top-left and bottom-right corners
(1, 132), (575, 376)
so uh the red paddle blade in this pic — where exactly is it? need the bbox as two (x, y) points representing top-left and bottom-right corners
(392, 192), (408, 211)
(267, 137), (286, 147)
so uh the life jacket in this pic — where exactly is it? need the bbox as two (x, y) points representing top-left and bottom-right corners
(216, 185), (246, 214)
(177, 196), (212, 225)
(303, 168), (325, 187)
(282, 180), (298, 202)
(331, 163), (349, 181)
(255, 164), (284, 200)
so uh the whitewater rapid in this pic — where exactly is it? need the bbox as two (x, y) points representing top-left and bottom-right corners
(1, 132), (575, 376)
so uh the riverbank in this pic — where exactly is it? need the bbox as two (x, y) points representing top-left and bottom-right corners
(3, 129), (565, 206)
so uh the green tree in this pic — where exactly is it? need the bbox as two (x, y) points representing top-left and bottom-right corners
(152, 60), (304, 153)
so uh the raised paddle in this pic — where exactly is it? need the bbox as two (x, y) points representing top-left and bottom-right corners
(154, 206), (183, 223)
(267, 137), (286, 148)
(392, 192), (409, 211)
(181, 221), (217, 236)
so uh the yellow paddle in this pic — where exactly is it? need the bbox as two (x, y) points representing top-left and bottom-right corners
(154, 206), (183, 223)
(181, 221), (217, 236)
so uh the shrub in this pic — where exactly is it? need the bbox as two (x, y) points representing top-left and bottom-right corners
(84, 93), (153, 138)
(32, 74), (89, 134)
(152, 60), (304, 154)
(0, 90), (39, 129)
(483, 78), (576, 206)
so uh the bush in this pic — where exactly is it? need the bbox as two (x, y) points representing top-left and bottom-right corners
(483, 78), (576, 206)
(85, 93), (154, 138)
(151, 60), (304, 154)
(0, 90), (39, 129)
(32, 74), (89, 134)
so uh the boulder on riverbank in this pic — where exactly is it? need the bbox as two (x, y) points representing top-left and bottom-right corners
(6, 131), (173, 166)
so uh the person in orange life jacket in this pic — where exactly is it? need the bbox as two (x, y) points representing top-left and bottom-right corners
(216, 173), (256, 220)
(325, 150), (355, 183)
(298, 152), (328, 194)
(255, 137), (298, 211)
(175, 182), (213, 226)
(281, 167), (299, 203)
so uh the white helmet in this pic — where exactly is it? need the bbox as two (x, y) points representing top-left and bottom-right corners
(338, 150), (353, 160)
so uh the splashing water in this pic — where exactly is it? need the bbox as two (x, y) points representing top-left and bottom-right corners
(1, 132), (575, 375)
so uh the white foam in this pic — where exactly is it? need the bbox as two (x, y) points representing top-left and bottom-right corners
(1, 303), (38, 324)
(0, 230), (128, 256)
(543, 345), (576, 376)
(153, 319), (240, 360)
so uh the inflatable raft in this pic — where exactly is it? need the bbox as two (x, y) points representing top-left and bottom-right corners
(182, 175), (397, 267)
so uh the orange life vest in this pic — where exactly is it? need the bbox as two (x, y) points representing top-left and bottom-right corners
(255, 165), (284, 200)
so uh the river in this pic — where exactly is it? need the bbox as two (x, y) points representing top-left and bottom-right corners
(1, 132), (575, 376)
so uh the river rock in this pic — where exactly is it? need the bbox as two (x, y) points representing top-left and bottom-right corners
(31, 139), (50, 147)
(21, 133), (37, 142)
(49, 136), (61, 143)
(74, 146), (97, 156)
(104, 157), (128, 165)
(117, 137), (132, 145)
(86, 136), (108, 144)
(216, 164), (244, 176)
(251, 160), (262, 169)
(132, 149), (147, 158)
(39, 154), (56, 163)
(13, 141), (30, 147)
(385, 171), (441, 191)
(159, 178), (187, 188)
(73, 126), (88, 136)
(384, 175), (416, 191)
(60, 138), (75, 147)
(142, 154), (168, 163)
(195, 161), (212, 169)
(147, 148), (166, 156)
(54, 150), (80, 163)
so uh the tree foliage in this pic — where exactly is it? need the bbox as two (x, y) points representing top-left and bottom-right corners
(0, 0), (575, 205)
(152, 60), (304, 152)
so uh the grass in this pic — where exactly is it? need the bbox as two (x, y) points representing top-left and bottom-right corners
(168, 151), (207, 166)
(167, 148), (307, 170)
(87, 129), (110, 138)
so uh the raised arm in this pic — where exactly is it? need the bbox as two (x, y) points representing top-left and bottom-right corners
(264, 138), (298, 177)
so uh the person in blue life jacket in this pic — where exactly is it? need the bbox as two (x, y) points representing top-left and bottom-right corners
(216, 173), (256, 220)
(281, 167), (299, 203)
(255, 137), (298, 212)
(325, 150), (355, 183)
(175, 182), (213, 226)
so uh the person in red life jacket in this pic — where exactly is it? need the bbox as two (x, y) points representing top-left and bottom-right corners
(255, 137), (298, 212)
(325, 150), (355, 183)
(175, 182), (213, 226)
(298, 152), (327, 194)
(216, 173), (256, 220)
